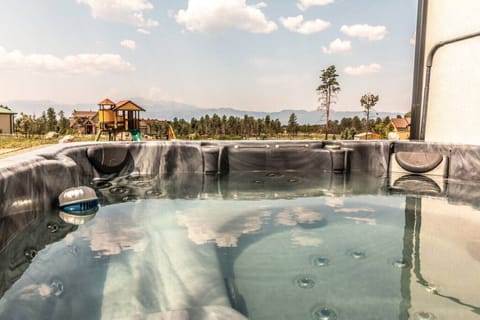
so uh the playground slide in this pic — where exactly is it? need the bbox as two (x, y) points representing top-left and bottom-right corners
(129, 129), (142, 141)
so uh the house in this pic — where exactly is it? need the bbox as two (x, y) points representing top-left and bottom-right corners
(0, 106), (16, 134)
(390, 117), (411, 140)
(70, 110), (98, 135)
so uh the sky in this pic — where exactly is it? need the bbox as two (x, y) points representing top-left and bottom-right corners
(0, 0), (418, 113)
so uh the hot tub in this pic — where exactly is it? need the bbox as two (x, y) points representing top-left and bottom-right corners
(0, 140), (479, 319)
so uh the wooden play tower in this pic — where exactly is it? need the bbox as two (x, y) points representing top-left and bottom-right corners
(96, 98), (145, 141)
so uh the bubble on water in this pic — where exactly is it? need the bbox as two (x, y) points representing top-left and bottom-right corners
(311, 256), (330, 267)
(348, 249), (366, 259)
(392, 258), (410, 268)
(49, 280), (64, 297)
(295, 275), (315, 289)
(68, 245), (80, 256)
(266, 172), (281, 177)
(413, 312), (436, 320)
(311, 306), (337, 320)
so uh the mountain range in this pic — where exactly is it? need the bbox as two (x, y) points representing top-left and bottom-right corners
(5, 98), (404, 125)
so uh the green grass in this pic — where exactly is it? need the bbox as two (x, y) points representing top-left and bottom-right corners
(0, 132), (345, 150)
(0, 136), (57, 149)
(0, 134), (108, 149)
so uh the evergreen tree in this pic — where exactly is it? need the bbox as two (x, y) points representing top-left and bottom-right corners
(352, 116), (362, 131)
(287, 113), (298, 136)
(57, 110), (70, 134)
(317, 65), (340, 140)
(46, 107), (57, 132)
(360, 93), (379, 139)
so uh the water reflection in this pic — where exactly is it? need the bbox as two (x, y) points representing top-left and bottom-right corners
(409, 197), (480, 318)
(177, 206), (272, 247)
(0, 173), (479, 319)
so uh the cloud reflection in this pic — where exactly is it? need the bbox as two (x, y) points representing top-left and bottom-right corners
(177, 205), (326, 247)
(177, 206), (272, 247)
(79, 216), (148, 257)
(276, 207), (326, 226)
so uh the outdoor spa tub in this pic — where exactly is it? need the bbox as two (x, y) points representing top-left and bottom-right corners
(0, 140), (479, 320)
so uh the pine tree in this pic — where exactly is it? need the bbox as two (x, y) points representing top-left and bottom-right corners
(287, 113), (298, 136)
(360, 93), (380, 139)
(317, 65), (340, 140)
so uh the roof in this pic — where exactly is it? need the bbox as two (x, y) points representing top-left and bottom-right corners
(72, 111), (97, 118)
(391, 118), (410, 130)
(98, 98), (115, 105)
(0, 106), (16, 114)
(354, 132), (382, 138)
(114, 100), (146, 112)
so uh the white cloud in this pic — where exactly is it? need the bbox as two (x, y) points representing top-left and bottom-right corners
(175, 0), (277, 34)
(297, 0), (335, 11)
(77, 0), (158, 28)
(340, 24), (387, 41)
(344, 63), (382, 76)
(410, 35), (416, 45)
(0, 46), (134, 74)
(137, 28), (151, 34)
(279, 15), (330, 34)
(322, 38), (352, 54)
(120, 39), (136, 50)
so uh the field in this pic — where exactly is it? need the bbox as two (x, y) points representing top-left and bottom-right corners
(0, 135), (107, 151)
(0, 133), (344, 160)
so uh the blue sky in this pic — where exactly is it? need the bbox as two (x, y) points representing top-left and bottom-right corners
(0, 0), (417, 113)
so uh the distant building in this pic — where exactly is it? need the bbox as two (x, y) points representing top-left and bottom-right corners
(70, 110), (98, 135)
(354, 132), (382, 140)
(0, 106), (16, 134)
(390, 117), (411, 140)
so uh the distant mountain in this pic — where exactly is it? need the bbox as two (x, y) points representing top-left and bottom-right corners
(137, 98), (402, 124)
(5, 98), (402, 125)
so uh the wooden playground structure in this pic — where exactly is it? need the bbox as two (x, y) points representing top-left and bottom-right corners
(95, 98), (176, 141)
(95, 98), (145, 141)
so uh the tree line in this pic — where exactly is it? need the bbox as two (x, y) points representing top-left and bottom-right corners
(14, 108), (70, 138)
(7, 104), (406, 140)
(154, 112), (401, 140)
